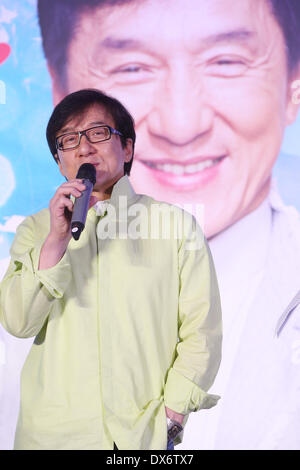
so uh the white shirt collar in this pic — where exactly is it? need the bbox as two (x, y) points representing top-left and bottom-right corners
(93, 199), (110, 217)
(209, 192), (272, 281)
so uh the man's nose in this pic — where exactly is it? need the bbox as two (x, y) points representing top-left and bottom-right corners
(147, 66), (214, 147)
(78, 134), (97, 156)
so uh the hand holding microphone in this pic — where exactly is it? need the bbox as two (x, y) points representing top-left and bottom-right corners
(39, 163), (96, 270)
(71, 163), (96, 240)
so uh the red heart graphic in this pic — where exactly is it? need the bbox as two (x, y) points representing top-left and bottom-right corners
(0, 43), (11, 65)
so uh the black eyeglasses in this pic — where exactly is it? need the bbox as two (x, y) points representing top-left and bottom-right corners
(55, 125), (123, 151)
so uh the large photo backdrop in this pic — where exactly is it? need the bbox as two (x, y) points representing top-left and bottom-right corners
(0, 0), (300, 450)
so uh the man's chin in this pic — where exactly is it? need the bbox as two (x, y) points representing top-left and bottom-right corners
(93, 173), (123, 195)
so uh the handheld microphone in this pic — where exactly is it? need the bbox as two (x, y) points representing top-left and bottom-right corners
(71, 163), (96, 240)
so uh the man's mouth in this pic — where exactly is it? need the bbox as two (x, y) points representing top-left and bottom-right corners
(137, 155), (227, 191)
(141, 156), (225, 175)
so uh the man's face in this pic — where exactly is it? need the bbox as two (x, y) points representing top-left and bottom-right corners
(51, 0), (299, 237)
(55, 104), (132, 198)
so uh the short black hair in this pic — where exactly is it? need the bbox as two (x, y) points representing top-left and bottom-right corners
(38, 0), (134, 90)
(46, 88), (136, 176)
(268, 0), (300, 73)
(38, 0), (300, 87)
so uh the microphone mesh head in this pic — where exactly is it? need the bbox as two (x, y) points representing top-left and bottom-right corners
(76, 163), (96, 185)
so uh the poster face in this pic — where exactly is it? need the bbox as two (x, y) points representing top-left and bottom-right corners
(0, 0), (300, 450)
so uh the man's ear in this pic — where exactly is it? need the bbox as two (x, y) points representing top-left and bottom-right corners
(285, 67), (300, 126)
(124, 138), (134, 163)
(47, 65), (67, 106)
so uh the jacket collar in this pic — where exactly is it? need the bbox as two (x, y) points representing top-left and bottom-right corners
(88, 175), (137, 220)
(109, 174), (136, 205)
(275, 289), (300, 336)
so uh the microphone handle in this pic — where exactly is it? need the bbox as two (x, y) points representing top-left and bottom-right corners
(71, 178), (94, 240)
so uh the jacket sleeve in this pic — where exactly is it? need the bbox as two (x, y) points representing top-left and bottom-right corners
(0, 215), (72, 338)
(164, 213), (222, 416)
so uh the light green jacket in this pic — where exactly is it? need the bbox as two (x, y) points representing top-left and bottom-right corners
(0, 175), (222, 450)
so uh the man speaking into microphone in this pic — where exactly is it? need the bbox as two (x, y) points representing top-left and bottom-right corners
(0, 89), (222, 450)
